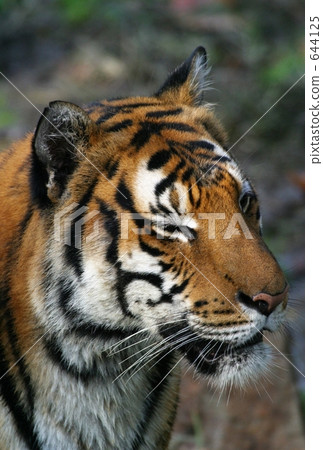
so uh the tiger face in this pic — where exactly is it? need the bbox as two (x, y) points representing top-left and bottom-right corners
(30, 46), (287, 389)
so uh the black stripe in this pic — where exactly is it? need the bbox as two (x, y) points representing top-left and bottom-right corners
(95, 107), (121, 124)
(163, 122), (196, 133)
(170, 260), (184, 279)
(64, 238), (81, 278)
(106, 119), (133, 133)
(159, 261), (173, 272)
(98, 200), (119, 237)
(195, 186), (202, 209)
(119, 102), (159, 109)
(130, 122), (162, 151)
(57, 280), (74, 320)
(186, 140), (214, 151)
(162, 223), (197, 241)
(115, 275), (137, 317)
(98, 200), (120, 265)
(120, 271), (162, 290)
(169, 142), (198, 162)
(162, 223), (182, 234)
(131, 121), (196, 151)
(188, 188), (195, 207)
(170, 277), (190, 295)
(213, 170), (225, 184)
(0, 290), (40, 449)
(166, 140), (201, 167)
(106, 159), (119, 179)
(146, 108), (183, 118)
(147, 150), (172, 171)
(64, 179), (98, 276)
(132, 214), (151, 230)
(0, 344), (40, 449)
(155, 202), (173, 216)
(70, 322), (135, 342)
(211, 154), (231, 163)
(175, 140), (231, 166)
(95, 103), (158, 125)
(201, 163), (216, 175)
(139, 237), (164, 257)
(130, 352), (176, 450)
(182, 167), (194, 183)
(98, 200), (136, 317)
(154, 160), (186, 197)
(195, 152), (231, 163)
(15, 207), (34, 248)
(115, 179), (136, 212)
(146, 293), (173, 306)
(78, 179), (98, 209)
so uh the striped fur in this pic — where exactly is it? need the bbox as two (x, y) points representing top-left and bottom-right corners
(0, 47), (288, 449)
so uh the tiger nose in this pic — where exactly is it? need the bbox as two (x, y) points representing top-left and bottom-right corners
(252, 285), (289, 316)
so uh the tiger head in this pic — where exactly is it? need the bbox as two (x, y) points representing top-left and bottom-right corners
(32, 47), (288, 388)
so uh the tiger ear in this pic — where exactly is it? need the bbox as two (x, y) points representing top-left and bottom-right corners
(31, 101), (95, 206)
(156, 46), (210, 106)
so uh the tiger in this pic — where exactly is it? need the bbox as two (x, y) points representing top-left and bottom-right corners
(0, 46), (288, 449)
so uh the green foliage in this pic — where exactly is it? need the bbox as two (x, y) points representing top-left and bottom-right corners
(0, 0), (14, 13)
(57, 0), (158, 26)
(58, 0), (100, 25)
(0, 94), (16, 130)
(261, 48), (304, 86)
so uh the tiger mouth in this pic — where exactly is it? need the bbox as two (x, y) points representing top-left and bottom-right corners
(159, 323), (264, 375)
(182, 331), (264, 374)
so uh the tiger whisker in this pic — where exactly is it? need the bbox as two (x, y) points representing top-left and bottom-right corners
(189, 338), (215, 372)
(122, 329), (197, 384)
(114, 326), (191, 383)
(148, 334), (200, 373)
(118, 320), (189, 362)
(145, 355), (186, 400)
(108, 316), (186, 355)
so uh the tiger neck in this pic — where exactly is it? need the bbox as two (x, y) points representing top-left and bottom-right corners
(16, 237), (181, 449)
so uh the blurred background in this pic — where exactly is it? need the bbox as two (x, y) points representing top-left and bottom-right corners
(0, 0), (304, 448)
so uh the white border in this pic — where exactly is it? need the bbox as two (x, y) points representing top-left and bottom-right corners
(305, 1), (321, 448)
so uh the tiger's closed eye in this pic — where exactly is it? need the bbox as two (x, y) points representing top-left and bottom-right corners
(165, 224), (196, 241)
(152, 219), (197, 241)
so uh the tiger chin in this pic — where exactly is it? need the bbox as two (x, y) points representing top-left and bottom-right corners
(0, 47), (288, 449)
